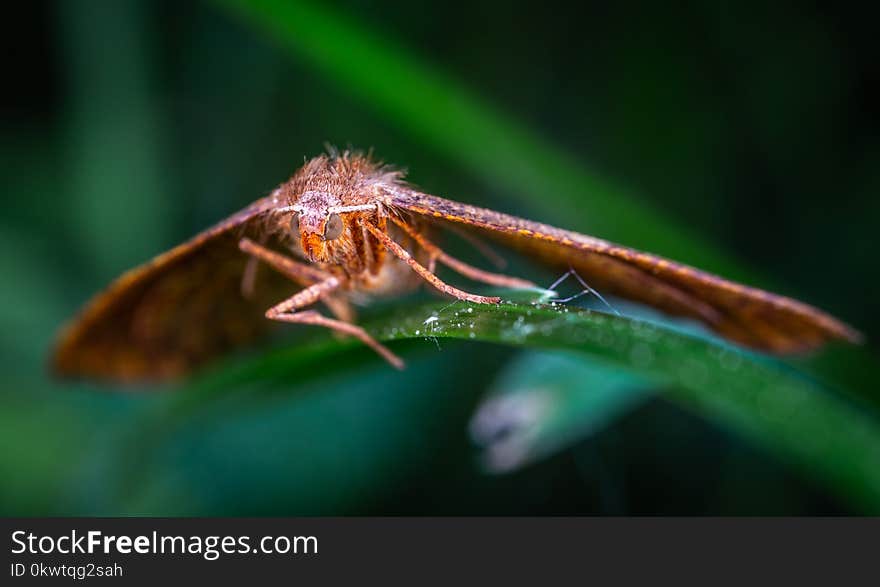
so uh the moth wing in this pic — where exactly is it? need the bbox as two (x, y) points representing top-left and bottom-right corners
(387, 188), (861, 354)
(51, 198), (298, 382)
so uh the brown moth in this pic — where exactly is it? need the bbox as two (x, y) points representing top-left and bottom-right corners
(51, 150), (862, 382)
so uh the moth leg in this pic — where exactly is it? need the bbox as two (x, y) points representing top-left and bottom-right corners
(265, 279), (403, 369)
(240, 238), (330, 283)
(239, 238), (354, 322)
(389, 216), (536, 289)
(240, 235), (269, 299)
(363, 220), (501, 304)
(241, 253), (260, 298)
(264, 276), (340, 314)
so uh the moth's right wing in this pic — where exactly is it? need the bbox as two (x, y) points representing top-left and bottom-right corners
(386, 187), (861, 354)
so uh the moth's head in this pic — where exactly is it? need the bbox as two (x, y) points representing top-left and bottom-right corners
(289, 190), (347, 263)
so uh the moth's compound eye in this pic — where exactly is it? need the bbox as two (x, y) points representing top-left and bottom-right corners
(324, 213), (344, 240)
(289, 214), (300, 234)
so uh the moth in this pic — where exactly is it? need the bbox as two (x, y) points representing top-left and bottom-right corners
(52, 150), (861, 382)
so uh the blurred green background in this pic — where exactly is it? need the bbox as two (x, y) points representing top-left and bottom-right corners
(1, 0), (878, 515)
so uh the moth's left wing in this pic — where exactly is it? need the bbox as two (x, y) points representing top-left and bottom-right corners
(51, 197), (297, 383)
(385, 187), (861, 354)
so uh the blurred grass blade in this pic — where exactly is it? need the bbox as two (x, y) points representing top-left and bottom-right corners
(59, 0), (173, 275)
(470, 350), (652, 473)
(214, 0), (746, 278)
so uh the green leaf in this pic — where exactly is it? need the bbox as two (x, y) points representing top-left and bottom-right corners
(162, 299), (880, 513)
